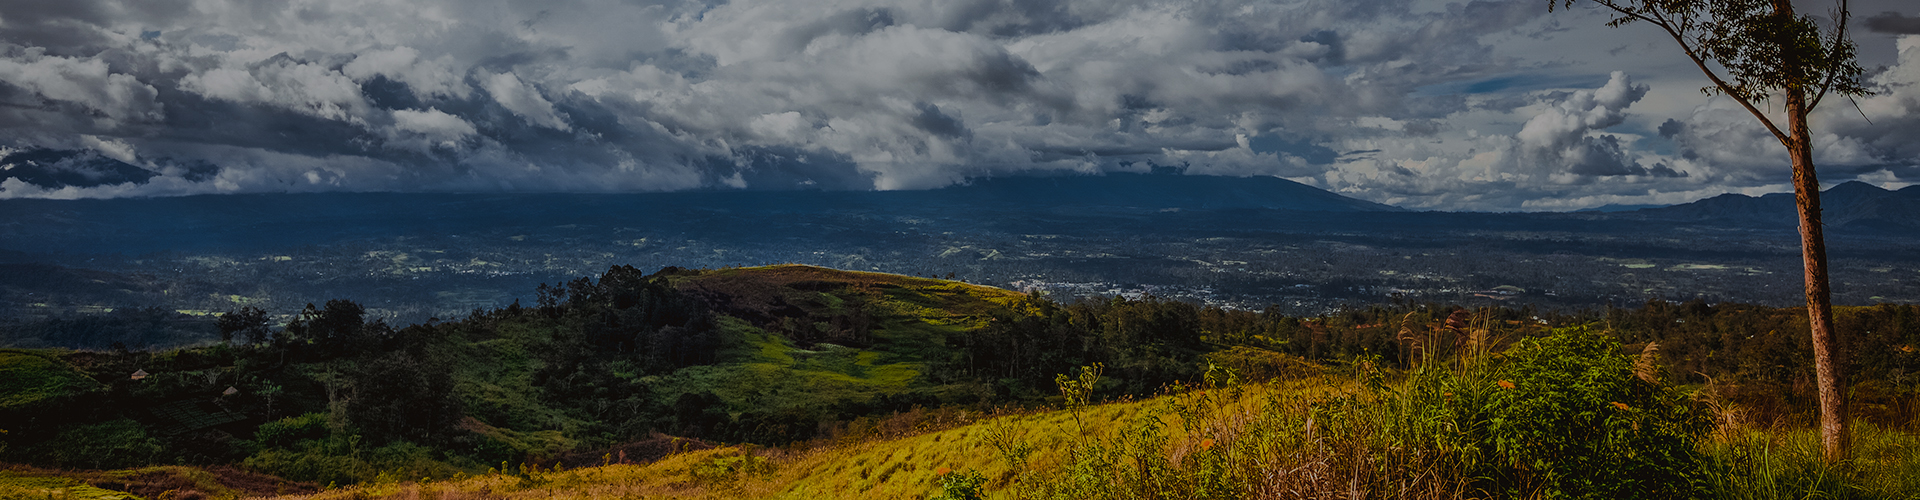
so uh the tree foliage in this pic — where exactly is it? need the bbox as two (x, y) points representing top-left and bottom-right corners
(1552, 0), (1866, 123)
(1549, 0), (1871, 463)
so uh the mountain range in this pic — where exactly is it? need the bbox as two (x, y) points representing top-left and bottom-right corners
(1628, 181), (1920, 233)
(4, 142), (1914, 232)
(4, 164), (1917, 323)
(0, 149), (157, 189)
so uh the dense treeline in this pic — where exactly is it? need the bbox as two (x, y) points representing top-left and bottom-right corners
(0, 307), (218, 349)
(1, 264), (1915, 485)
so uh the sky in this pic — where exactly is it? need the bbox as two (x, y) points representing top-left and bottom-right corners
(0, 0), (1916, 210)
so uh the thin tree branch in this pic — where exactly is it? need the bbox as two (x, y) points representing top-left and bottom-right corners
(1849, 95), (1872, 124)
(1808, 0), (1849, 110)
(1594, 0), (1794, 147)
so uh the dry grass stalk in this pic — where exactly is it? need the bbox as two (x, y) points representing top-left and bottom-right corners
(1635, 342), (1661, 385)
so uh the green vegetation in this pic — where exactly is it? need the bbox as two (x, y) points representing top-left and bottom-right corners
(0, 350), (104, 409)
(1, 307), (221, 350)
(2, 264), (1918, 499)
(0, 463), (314, 500)
(232, 341), (1920, 499)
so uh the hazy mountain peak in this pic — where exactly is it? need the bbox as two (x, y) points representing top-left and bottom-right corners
(1825, 180), (1891, 197)
(0, 148), (156, 189)
(926, 172), (1405, 212)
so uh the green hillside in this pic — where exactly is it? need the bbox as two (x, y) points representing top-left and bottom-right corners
(0, 349), (104, 410)
(1, 264), (1206, 484)
(250, 347), (1920, 500)
(656, 265), (1031, 439)
(3, 264), (1919, 499)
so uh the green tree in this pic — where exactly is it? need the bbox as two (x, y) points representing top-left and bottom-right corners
(218, 305), (273, 345)
(1546, 0), (1868, 462)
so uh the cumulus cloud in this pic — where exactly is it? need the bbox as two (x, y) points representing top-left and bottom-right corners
(0, 45), (162, 126)
(1514, 72), (1674, 177)
(180, 56), (374, 123)
(0, 0), (1913, 209)
(480, 71), (570, 131)
(387, 107), (477, 151)
(342, 46), (469, 100)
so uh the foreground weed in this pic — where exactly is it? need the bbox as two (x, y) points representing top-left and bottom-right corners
(1013, 320), (1716, 500)
(933, 468), (987, 500)
(1706, 424), (1920, 500)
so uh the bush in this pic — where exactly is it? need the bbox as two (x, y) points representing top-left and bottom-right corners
(689, 448), (774, 487)
(244, 437), (464, 485)
(1482, 325), (1711, 499)
(36, 419), (163, 469)
(933, 468), (987, 500)
(254, 412), (331, 448)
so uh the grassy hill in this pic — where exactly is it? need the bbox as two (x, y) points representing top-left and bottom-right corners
(655, 265), (1032, 437)
(243, 361), (1920, 500)
(119, 375), (1337, 500)
(5, 264), (1920, 499)
(0, 349), (104, 409)
(3, 264), (1195, 485)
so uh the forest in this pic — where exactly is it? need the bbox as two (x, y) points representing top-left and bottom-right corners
(2, 264), (1916, 489)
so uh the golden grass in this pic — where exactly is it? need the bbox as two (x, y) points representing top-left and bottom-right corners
(0, 474), (138, 500)
(247, 377), (1346, 500)
(677, 264), (1026, 319)
(237, 361), (1920, 500)
(1, 463), (315, 500)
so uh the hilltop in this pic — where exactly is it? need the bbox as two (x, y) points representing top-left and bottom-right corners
(0, 264), (1231, 486)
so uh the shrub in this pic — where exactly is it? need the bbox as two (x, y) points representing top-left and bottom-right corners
(1482, 325), (1711, 499)
(689, 448), (774, 487)
(933, 468), (987, 500)
(254, 412), (331, 448)
(37, 419), (163, 469)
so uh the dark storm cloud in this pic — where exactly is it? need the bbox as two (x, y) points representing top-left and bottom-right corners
(0, 0), (1914, 209)
(1866, 12), (1920, 34)
(0, 0), (192, 55)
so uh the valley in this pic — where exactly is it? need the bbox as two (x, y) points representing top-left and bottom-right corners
(4, 175), (1919, 340)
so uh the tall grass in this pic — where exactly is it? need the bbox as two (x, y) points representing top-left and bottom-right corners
(998, 320), (1915, 500)
(1707, 424), (1920, 500)
(238, 316), (1920, 500)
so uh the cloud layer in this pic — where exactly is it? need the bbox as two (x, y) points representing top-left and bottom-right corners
(0, 0), (1915, 209)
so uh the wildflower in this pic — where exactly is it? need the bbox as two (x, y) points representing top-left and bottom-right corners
(1611, 402), (1631, 411)
(1199, 438), (1215, 451)
(1497, 380), (1515, 389)
(935, 466), (952, 476)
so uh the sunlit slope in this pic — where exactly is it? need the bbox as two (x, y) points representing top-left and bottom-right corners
(0, 464), (316, 500)
(653, 265), (1032, 433)
(409, 264), (1036, 459)
(257, 378), (1331, 500)
(0, 349), (105, 410)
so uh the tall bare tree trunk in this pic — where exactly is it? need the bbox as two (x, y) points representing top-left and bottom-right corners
(1785, 86), (1848, 463)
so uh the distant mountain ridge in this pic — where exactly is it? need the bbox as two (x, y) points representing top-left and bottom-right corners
(1629, 181), (1920, 232)
(0, 149), (156, 189)
(0, 149), (1400, 213)
(907, 173), (1406, 212)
